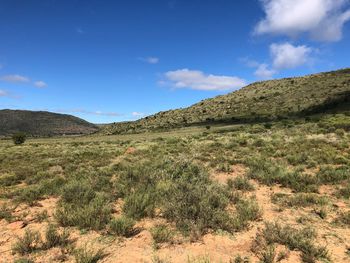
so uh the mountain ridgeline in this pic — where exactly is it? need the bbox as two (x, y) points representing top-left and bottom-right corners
(102, 68), (350, 134)
(0, 110), (99, 137)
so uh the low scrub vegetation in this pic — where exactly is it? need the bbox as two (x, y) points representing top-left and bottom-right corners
(1, 108), (350, 262)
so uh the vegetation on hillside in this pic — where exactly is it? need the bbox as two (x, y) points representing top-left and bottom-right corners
(103, 68), (350, 134)
(0, 110), (98, 137)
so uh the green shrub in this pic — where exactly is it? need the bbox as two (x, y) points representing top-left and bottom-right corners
(228, 176), (254, 191)
(108, 216), (136, 237)
(150, 224), (174, 245)
(0, 204), (14, 222)
(56, 192), (111, 230)
(232, 198), (262, 231)
(0, 173), (23, 186)
(123, 190), (156, 219)
(61, 180), (96, 205)
(74, 245), (105, 263)
(12, 229), (42, 255)
(163, 167), (232, 234)
(247, 158), (320, 193)
(257, 222), (329, 263)
(337, 182), (350, 199)
(12, 132), (27, 145)
(258, 245), (276, 263)
(14, 259), (35, 263)
(317, 166), (349, 184)
(335, 211), (350, 226)
(231, 255), (251, 263)
(44, 224), (70, 249)
(13, 186), (44, 206)
(272, 193), (328, 207)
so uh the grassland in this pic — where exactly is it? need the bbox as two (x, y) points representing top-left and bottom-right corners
(0, 112), (349, 263)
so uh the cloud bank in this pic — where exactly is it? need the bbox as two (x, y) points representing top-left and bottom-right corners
(0, 74), (30, 83)
(255, 0), (350, 42)
(270, 42), (313, 69)
(161, 69), (247, 91)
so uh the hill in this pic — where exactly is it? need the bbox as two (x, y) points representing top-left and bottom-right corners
(0, 110), (99, 137)
(102, 68), (350, 134)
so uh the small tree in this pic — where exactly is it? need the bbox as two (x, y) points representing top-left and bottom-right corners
(12, 132), (27, 145)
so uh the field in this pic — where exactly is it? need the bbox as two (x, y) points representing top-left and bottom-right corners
(1, 113), (350, 263)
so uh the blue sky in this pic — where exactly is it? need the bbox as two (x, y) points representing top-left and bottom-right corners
(0, 0), (350, 123)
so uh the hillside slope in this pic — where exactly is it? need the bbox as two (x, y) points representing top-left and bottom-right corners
(103, 68), (350, 134)
(0, 110), (99, 137)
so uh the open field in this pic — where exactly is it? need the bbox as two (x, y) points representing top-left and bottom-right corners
(1, 114), (350, 263)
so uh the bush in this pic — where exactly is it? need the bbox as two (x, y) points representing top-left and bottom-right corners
(272, 193), (328, 207)
(12, 132), (27, 145)
(232, 198), (262, 231)
(74, 245), (105, 263)
(337, 182), (350, 199)
(14, 259), (35, 263)
(335, 211), (350, 226)
(12, 229), (42, 255)
(0, 204), (14, 222)
(163, 167), (232, 234)
(228, 176), (254, 191)
(56, 192), (112, 230)
(44, 224), (70, 249)
(123, 190), (156, 219)
(255, 222), (329, 263)
(108, 216), (136, 237)
(150, 224), (174, 246)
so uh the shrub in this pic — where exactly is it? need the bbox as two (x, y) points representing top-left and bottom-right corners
(0, 204), (14, 222)
(228, 176), (254, 191)
(255, 222), (329, 263)
(232, 198), (262, 231)
(14, 259), (35, 263)
(317, 166), (349, 184)
(272, 193), (328, 207)
(163, 168), (232, 234)
(12, 132), (27, 145)
(247, 157), (321, 193)
(108, 216), (136, 237)
(335, 211), (350, 226)
(56, 192), (112, 230)
(74, 245), (105, 263)
(13, 186), (44, 206)
(12, 229), (42, 255)
(150, 224), (174, 246)
(258, 245), (276, 263)
(44, 224), (70, 249)
(231, 255), (251, 263)
(337, 182), (350, 199)
(123, 190), (156, 219)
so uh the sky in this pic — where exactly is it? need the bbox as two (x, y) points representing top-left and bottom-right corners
(0, 0), (350, 123)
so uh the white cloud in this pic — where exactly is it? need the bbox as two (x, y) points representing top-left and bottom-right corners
(55, 108), (121, 117)
(132, 112), (145, 117)
(34, 81), (48, 88)
(161, 69), (247, 91)
(139, 57), (160, 64)
(270, 42), (312, 69)
(254, 63), (276, 79)
(0, 74), (30, 83)
(0, 89), (8, 97)
(255, 0), (350, 41)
